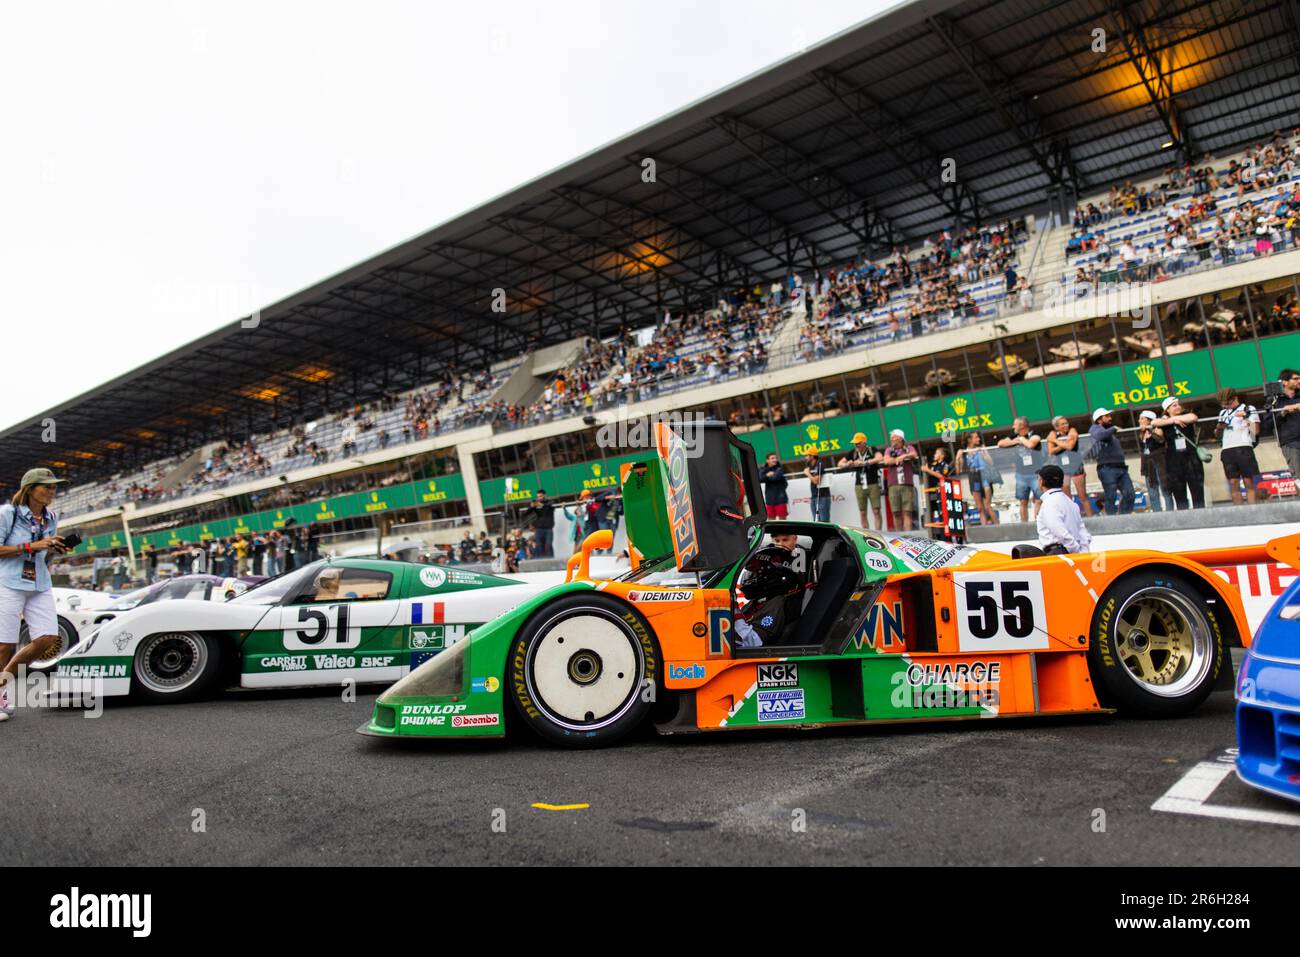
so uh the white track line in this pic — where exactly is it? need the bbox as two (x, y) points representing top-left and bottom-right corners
(1151, 756), (1300, 827)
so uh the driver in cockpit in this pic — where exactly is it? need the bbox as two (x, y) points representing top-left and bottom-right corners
(733, 534), (808, 648)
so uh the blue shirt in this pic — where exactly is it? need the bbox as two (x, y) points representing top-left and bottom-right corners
(0, 503), (59, 592)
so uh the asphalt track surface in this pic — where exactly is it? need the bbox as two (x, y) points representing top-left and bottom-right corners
(7, 650), (1296, 866)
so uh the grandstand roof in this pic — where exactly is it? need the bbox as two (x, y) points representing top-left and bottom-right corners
(6, 0), (1299, 486)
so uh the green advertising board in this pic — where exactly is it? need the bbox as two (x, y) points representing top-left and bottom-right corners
(478, 454), (649, 508)
(73, 472), (469, 555)
(770, 413), (884, 458)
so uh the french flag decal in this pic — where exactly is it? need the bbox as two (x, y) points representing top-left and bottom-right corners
(410, 601), (444, 625)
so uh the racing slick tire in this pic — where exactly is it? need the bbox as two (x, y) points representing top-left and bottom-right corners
(131, 632), (224, 703)
(1087, 571), (1227, 718)
(17, 616), (78, 660)
(507, 592), (660, 748)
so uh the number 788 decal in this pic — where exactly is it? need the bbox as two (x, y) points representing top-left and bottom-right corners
(952, 572), (1049, 651)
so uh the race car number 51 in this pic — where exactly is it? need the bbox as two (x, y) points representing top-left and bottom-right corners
(283, 604), (360, 650)
(952, 572), (1049, 652)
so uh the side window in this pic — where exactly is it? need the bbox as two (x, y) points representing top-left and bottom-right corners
(161, 579), (210, 601)
(298, 567), (392, 603)
(728, 444), (749, 518)
(175, 579), (208, 600)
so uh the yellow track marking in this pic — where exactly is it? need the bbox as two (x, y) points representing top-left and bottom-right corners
(531, 802), (590, 811)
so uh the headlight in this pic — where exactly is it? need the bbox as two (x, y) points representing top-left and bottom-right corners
(69, 628), (99, 657)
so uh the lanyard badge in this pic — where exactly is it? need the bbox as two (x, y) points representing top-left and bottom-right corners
(22, 511), (46, 581)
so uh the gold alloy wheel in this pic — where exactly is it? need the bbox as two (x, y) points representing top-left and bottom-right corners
(1113, 586), (1213, 697)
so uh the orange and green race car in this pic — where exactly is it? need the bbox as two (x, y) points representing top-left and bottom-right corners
(361, 420), (1296, 748)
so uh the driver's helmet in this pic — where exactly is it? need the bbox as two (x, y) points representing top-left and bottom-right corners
(314, 567), (342, 593)
(221, 577), (248, 600)
(738, 546), (801, 606)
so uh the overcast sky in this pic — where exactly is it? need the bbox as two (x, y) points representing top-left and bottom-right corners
(0, 0), (894, 430)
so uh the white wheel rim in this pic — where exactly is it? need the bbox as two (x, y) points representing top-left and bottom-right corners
(136, 633), (208, 694)
(527, 611), (643, 731)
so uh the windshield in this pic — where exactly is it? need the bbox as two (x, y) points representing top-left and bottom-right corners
(230, 563), (320, 605)
(617, 554), (700, 588)
(104, 584), (157, 611)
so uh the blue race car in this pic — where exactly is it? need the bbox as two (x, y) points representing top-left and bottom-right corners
(1236, 576), (1300, 803)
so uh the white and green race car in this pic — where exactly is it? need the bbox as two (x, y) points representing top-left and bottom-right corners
(46, 559), (547, 703)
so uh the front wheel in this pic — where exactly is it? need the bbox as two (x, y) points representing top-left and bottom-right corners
(508, 593), (659, 748)
(17, 616), (78, 660)
(132, 632), (223, 703)
(1087, 571), (1226, 718)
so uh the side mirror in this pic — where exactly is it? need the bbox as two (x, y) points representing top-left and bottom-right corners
(565, 529), (614, 582)
(67, 595), (82, 610)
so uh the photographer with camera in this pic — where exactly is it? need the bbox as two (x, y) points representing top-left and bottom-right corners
(0, 468), (71, 722)
(1272, 369), (1300, 479)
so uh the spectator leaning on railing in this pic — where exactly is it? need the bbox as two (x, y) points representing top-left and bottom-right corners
(1273, 369), (1300, 480)
(1137, 410), (1174, 512)
(881, 430), (919, 532)
(997, 416), (1045, 522)
(1149, 397), (1205, 509)
(0, 468), (70, 722)
(1088, 408), (1135, 515)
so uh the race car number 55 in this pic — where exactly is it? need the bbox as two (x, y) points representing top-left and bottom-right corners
(283, 604), (360, 650)
(952, 572), (1049, 652)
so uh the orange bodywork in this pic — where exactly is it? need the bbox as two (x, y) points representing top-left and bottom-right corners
(584, 533), (1287, 732)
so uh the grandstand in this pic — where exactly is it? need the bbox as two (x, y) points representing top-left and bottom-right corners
(5, 0), (1300, 577)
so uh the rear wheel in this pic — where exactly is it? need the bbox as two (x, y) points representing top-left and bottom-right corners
(132, 632), (223, 703)
(1087, 571), (1225, 717)
(508, 593), (659, 748)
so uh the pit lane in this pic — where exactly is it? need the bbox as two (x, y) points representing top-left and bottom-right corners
(6, 651), (1294, 866)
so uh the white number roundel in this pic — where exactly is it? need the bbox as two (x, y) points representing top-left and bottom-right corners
(865, 552), (893, 572)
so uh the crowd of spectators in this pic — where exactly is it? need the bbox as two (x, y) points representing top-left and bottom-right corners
(798, 219), (1026, 359)
(1066, 130), (1300, 285)
(498, 297), (787, 428)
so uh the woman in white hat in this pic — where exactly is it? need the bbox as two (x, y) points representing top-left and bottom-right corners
(1149, 397), (1204, 509)
(0, 468), (69, 720)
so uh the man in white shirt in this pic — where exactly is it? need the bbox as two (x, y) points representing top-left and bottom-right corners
(1035, 465), (1092, 554)
(1215, 387), (1261, 504)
